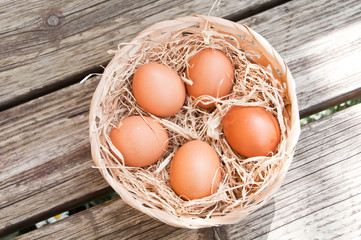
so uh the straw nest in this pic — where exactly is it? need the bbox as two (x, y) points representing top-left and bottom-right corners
(89, 15), (300, 228)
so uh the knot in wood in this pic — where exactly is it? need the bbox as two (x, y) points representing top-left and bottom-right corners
(47, 14), (60, 26)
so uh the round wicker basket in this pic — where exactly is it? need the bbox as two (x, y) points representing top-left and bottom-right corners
(89, 15), (300, 228)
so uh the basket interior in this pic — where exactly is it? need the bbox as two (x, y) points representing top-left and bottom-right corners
(89, 15), (300, 228)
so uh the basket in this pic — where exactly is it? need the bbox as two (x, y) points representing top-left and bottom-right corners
(89, 15), (300, 228)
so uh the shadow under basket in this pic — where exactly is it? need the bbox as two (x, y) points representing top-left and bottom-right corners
(89, 15), (301, 228)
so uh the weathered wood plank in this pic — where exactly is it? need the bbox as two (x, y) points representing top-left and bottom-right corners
(2, 0), (361, 115)
(0, 0), (279, 110)
(223, 107), (361, 240)
(2, 0), (361, 237)
(15, 198), (215, 240)
(239, 0), (361, 117)
(0, 77), (114, 236)
(15, 101), (361, 240)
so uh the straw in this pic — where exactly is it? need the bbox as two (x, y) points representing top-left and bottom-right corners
(89, 15), (300, 228)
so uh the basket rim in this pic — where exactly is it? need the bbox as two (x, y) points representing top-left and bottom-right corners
(89, 14), (301, 228)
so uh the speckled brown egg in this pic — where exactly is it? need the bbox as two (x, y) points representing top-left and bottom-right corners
(222, 106), (281, 158)
(169, 140), (222, 200)
(109, 116), (169, 167)
(132, 63), (186, 117)
(186, 49), (234, 109)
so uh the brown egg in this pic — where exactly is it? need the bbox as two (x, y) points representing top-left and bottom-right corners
(109, 116), (169, 167)
(186, 49), (234, 109)
(222, 106), (281, 158)
(170, 140), (222, 200)
(132, 63), (186, 117)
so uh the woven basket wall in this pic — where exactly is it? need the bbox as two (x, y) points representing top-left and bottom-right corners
(89, 15), (301, 228)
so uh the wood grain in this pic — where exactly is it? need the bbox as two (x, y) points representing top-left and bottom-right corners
(1, 0), (360, 115)
(16, 198), (215, 240)
(2, 0), (361, 237)
(15, 101), (361, 240)
(0, 0), (279, 110)
(223, 104), (361, 239)
(0, 77), (113, 236)
(239, 0), (361, 117)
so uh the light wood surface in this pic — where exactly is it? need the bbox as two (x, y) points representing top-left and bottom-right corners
(16, 103), (361, 240)
(1, 0), (360, 114)
(224, 103), (361, 239)
(1, 0), (361, 238)
(241, 0), (361, 117)
(0, 0), (279, 110)
(0, 77), (112, 236)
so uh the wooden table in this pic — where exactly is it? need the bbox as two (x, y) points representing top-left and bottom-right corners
(1, 0), (361, 239)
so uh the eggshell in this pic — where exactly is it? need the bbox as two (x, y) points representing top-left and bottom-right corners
(132, 63), (186, 117)
(222, 106), (281, 158)
(186, 49), (234, 109)
(169, 140), (222, 200)
(109, 116), (169, 167)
